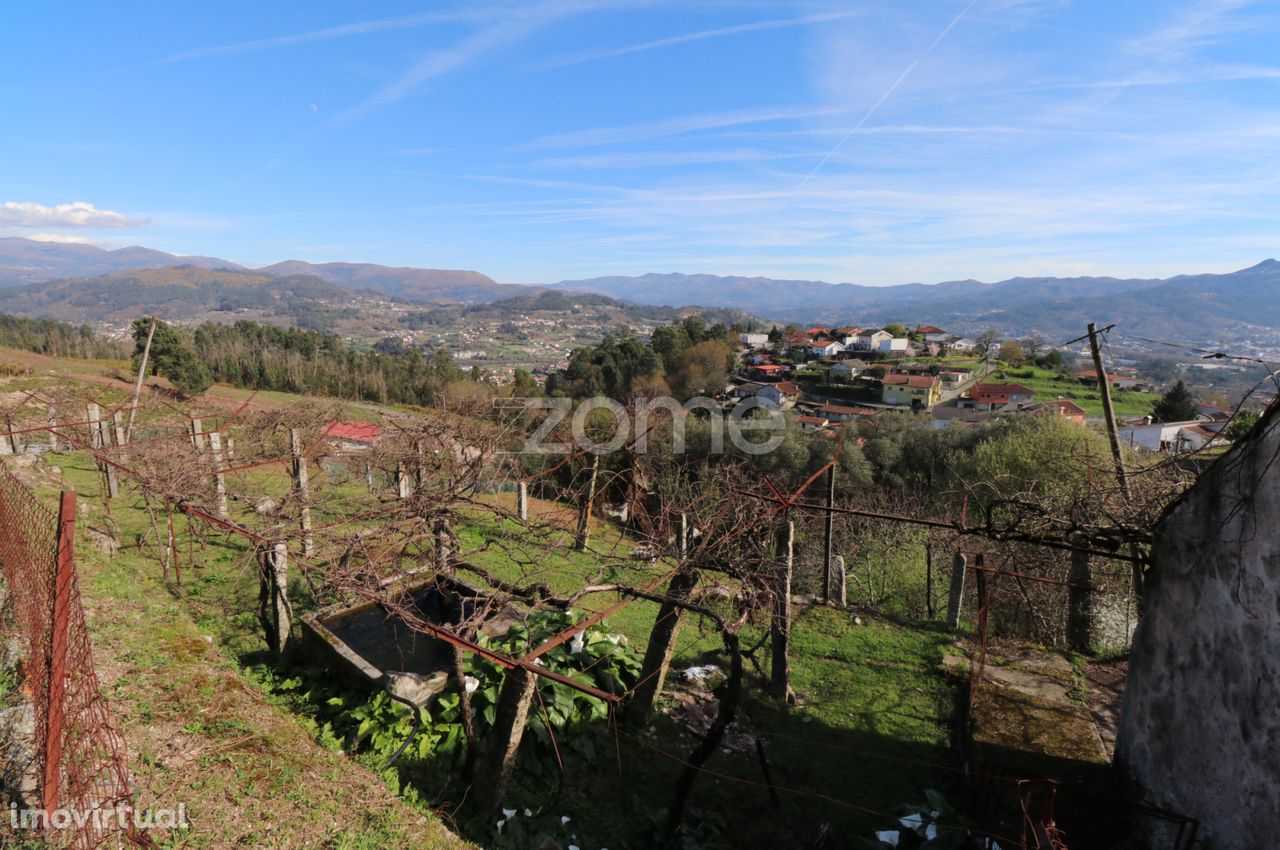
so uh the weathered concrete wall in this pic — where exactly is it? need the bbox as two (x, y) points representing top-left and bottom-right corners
(1116, 406), (1280, 848)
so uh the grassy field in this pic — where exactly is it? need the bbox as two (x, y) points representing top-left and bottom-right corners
(36, 451), (469, 850)
(985, 364), (1159, 417)
(30, 447), (961, 849)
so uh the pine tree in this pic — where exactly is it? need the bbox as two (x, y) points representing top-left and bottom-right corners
(1151, 379), (1197, 423)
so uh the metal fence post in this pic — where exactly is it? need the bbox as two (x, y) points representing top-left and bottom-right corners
(43, 490), (76, 815)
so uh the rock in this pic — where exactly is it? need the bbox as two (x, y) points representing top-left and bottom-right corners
(1, 637), (24, 670)
(0, 703), (39, 807)
(384, 670), (449, 707)
(254, 498), (279, 516)
(853, 616), (863, 626)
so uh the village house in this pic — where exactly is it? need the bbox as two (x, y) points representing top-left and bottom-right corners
(739, 332), (770, 348)
(881, 373), (941, 408)
(796, 414), (830, 432)
(757, 381), (802, 409)
(915, 325), (949, 343)
(816, 401), (879, 423)
(947, 337), (979, 353)
(1117, 419), (1229, 453)
(828, 359), (869, 381)
(1019, 398), (1087, 424)
(853, 328), (892, 351)
(321, 421), (383, 453)
(965, 382), (1035, 411)
(730, 381), (767, 399)
(745, 363), (788, 381)
(809, 339), (847, 359)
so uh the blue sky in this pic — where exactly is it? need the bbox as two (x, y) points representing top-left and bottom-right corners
(2, 0), (1278, 284)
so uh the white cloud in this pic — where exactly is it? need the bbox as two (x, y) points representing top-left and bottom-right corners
(1128, 0), (1259, 62)
(0, 201), (141, 229)
(24, 232), (95, 244)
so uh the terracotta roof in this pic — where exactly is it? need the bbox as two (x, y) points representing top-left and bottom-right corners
(915, 325), (946, 334)
(1027, 398), (1086, 417)
(796, 415), (829, 425)
(322, 421), (383, 444)
(883, 374), (939, 388)
(769, 381), (801, 395)
(818, 402), (878, 416)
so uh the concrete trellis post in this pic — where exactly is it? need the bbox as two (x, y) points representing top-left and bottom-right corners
(828, 554), (846, 607)
(397, 460), (412, 499)
(258, 542), (293, 657)
(1067, 545), (1094, 652)
(289, 429), (314, 557)
(517, 480), (529, 521)
(946, 552), (967, 629)
(771, 521), (795, 702)
(209, 430), (229, 520)
(48, 406), (59, 452)
(87, 404), (102, 450)
(190, 418), (206, 451)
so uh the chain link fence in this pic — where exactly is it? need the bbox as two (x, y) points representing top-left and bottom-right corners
(0, 461), (142, 848)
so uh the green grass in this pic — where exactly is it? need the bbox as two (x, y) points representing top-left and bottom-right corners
(41, 451), (467, 850)
(38, 445), (960, 849)
(987, 364), (1159, 417)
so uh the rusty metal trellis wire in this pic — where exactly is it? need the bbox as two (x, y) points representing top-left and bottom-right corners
(0, 462), (144, 849)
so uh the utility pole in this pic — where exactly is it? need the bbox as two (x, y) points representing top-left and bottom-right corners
(125, 316), (157, 443)
(1087, 323), (1131, 502)
(1088, 322), (1144, 607)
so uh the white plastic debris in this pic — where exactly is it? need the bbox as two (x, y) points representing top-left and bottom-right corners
(464, 676), (480, 694)
(925, 823), (937, 840)
(875, 830), (900, 847)
(899, 813), (924, 831)
(524, 808), (533, 817)
(569, 632), (586, 655)
(502, 808), (517, 820)
(680, 664), (720, 683)
(561, 815), (571, 825)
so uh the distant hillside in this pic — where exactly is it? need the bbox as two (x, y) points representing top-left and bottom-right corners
(551, 261), (1280, 341)
(0, 265), (371, 329)
(455, 289), (760, 326)
(256, 259), (523, 303)
(0, 237), (240, 287)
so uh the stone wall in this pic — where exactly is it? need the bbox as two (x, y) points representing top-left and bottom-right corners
(1115, 405), (1280, 848)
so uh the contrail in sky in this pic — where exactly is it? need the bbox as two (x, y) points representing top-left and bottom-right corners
(780, 0), (980, 210)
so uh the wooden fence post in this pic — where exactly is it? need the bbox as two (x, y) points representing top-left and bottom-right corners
(289, 429), (313, 557)
(628, 569), (700, 725)
(574, 455), (600, 551)
(44, 491), (77, 815)
(771, 521), (795, 702)
(477, 667), (538, 813)
(946, 552), (967, 630)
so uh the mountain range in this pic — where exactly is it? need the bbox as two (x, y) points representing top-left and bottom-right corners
(0, 237), (1275, 342)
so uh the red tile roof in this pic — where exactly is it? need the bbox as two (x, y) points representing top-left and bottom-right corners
(883, 374), (939, 388)
(322, 421), (383, 444)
